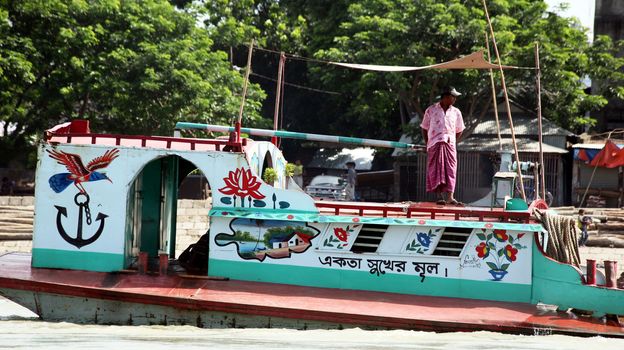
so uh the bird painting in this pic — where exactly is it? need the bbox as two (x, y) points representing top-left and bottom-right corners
(47, 148), (120, 194)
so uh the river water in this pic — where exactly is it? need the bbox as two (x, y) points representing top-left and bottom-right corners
(1, 297), (623, 349)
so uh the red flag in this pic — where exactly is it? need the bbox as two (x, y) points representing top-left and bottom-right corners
(589, 140), (624, 168)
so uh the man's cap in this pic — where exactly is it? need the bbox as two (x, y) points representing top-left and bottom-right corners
(441, 86), (461, 97)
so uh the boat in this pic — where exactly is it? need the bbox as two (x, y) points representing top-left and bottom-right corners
(0, 117), (623, 337)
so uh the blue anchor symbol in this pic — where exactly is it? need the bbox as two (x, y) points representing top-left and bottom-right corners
(55, 193), (108, 249)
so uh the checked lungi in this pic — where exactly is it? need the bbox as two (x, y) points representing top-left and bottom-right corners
(426, 141), (457, 193)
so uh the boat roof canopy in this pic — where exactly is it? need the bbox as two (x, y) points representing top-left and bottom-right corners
(329, 51), (526, 72)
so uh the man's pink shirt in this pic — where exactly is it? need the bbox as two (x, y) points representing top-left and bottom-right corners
(420, 102), (465, 150)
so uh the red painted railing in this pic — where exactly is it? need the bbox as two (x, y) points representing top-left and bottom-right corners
(44, 119), (246, 151)
(315, 201), (532, 222)
(47, 132), (245, 152)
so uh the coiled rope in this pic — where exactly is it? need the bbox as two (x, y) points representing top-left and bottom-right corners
(534, 209), (581, 267)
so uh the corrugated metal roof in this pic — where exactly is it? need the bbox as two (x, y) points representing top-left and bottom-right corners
(393, 137), (567, 156)
(472, 115), (574, 136)
(457, 137), (568, 153)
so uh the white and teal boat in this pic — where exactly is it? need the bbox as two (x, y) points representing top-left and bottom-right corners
(0, 119), (621, 336)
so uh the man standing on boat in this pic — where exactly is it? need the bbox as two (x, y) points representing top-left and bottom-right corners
(420, 86), (465, 205)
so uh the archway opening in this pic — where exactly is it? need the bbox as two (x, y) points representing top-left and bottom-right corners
(261, 151), (273, 184)
(125, 155), (212, 275)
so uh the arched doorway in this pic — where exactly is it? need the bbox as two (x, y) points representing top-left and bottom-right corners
(124, 155), (211, 273)
(261, 151), (273, 184)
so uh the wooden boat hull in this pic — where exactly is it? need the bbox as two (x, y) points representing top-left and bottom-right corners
(1, 253), (623, 337)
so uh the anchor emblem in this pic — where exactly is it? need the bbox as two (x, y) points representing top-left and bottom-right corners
(55, 192), (108, 249)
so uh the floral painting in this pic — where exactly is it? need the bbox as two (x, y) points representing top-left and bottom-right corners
(218, 167), (290, 209)
(475, 229), (526, 281)
(323, 225), (359, 249)
(405, 228), (441, 254)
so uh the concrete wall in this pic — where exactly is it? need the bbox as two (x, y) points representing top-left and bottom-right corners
(173, 199), (211, 257)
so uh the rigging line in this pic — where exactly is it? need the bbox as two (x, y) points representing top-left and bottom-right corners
(249, 72), (341, 95)
(252, 45), (332, 66)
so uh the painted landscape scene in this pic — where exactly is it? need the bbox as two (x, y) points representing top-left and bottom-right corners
(215, 218), (319, 261)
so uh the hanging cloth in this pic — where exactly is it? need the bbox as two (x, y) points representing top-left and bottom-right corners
(589, 140), (624, 168)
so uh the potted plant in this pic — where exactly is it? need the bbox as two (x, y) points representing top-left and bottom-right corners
(285, 163), (296, 177)
(262, 167), (278, 185)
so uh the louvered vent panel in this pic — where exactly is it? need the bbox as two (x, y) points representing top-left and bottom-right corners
(432, 227), (472, 257)
(350, 224), (388, 253)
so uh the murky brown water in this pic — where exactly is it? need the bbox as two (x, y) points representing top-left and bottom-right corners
(1, 297), (623, 349)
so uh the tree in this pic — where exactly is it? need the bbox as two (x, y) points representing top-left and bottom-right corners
(307, 0), (624, 138)
(202, 0), (624, 141)
(0, 0), (265, 166)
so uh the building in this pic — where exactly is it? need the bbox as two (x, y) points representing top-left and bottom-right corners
(593, 0), (624, 131)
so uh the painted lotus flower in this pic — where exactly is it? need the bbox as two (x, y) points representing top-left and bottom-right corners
(219, 168), (265, 200)
(334, 227), (348, 242)
(417, 232), (432, 248)
(476, 242), (490, 258)
(493, 229), (508, 242)
(504, 244), (518, 262)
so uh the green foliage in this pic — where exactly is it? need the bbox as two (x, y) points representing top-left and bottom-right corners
(305, 0), (624, 135)
(211, 0), (624, 138)
(262, 167), (278, 184)
(284, 163), (295, 177)
(0, 0), (265, 166)
(2, 0), (623, 170)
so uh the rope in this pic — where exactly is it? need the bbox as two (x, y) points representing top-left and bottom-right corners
(534, 209), (581, 267)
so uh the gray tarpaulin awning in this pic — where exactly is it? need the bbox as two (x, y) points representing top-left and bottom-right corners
(307, 147), (375, 171)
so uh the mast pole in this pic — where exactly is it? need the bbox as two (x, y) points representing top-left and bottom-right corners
(481, 0), (526, 201)
(272, 52), (286, 146)
(236, 39), (255, 143)
(535, 42), (546, 200)
(485, 32), (502, 151)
